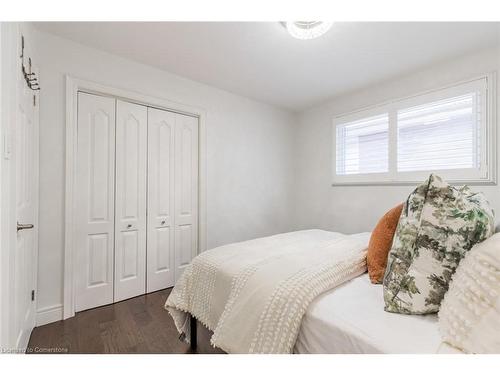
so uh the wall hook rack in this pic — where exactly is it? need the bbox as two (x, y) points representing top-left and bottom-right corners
(20, 36), (41, 91)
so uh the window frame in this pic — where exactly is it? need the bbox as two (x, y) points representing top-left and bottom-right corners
(332, 73), (497, 186)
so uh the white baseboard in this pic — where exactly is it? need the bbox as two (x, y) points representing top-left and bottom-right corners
(36, 304), (63, 327)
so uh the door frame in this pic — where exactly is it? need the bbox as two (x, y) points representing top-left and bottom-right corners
(64, 76), (207, 319)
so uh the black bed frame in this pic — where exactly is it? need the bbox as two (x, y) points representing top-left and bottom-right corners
(190, 314), (197, 351)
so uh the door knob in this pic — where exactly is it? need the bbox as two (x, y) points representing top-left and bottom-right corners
(127, 224), (132, 229)
(17, 222), (34, 232)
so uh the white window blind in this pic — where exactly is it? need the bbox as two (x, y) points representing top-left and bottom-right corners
(397, 93), (480, 172)
(332, 76), (493, 184)
(336, 114), (389, 175)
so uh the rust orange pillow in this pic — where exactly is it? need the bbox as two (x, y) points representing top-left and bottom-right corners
(367, 203), (404, 284)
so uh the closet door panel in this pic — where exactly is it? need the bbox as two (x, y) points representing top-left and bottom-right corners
(114, 100), (147, 302)
(75, 92), (116, 312)
(174, 114), (199, 282)
(147, 107), (175, 292)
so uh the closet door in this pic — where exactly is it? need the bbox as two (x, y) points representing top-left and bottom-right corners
(75, 93), (116, 312)
(174, 114), (199, 282)
(114, 100), (147, 302)
(146, 108), (176, 292)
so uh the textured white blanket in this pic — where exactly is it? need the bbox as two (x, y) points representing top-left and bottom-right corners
(165, 230), (371, 353)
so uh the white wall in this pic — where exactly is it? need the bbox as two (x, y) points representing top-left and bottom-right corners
(34, 30), (296, 318)
(294, 47), (500, 234)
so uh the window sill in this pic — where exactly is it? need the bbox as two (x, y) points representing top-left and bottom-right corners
(331, 178), (497, 187)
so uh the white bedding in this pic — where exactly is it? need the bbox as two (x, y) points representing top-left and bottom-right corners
(294, 273), (461, 354)
(166, 229), (371, 353)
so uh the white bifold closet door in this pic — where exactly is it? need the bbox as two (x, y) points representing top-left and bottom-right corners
(75, 93), (116, 312)
(147, 108), (199, 291)
(173, 113), (199, 282)
(114, 100), (148, 302)
(75, 92), (198, 311)
(146, 108), (175, 292)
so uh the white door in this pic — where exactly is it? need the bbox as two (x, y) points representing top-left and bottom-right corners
(12, 32), (39, 349)
(146, 107), (175, 292)
(174, 113), (199, 282)
(75, 92), (116, 312)
(114, 100), (147, 302)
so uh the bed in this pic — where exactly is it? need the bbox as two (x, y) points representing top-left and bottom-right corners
(165, 229), (459, 354)
(294, 273), (461, 354)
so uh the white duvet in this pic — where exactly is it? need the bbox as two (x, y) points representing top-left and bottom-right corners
(165, 229), (371, 353)
(294, 273), (461, 354)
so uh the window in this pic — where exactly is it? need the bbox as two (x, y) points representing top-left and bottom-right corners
(397, 93), (479, 173)
(336, 114), (389, 175)
(333, 76), (495, 184)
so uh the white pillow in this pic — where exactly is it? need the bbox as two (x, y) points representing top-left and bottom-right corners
(438, 233), (500, 353)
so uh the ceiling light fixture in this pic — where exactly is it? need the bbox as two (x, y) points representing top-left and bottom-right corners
(283, 21), (333, 40)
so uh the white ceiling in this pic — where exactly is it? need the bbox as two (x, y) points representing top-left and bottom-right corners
(34, 22), (500, 111)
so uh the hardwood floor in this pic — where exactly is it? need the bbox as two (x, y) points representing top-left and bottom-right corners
(27, 288), (223, 354)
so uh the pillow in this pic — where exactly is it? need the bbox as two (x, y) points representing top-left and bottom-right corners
(383, 174), (495, 314)
(367, 203), (404, 284)
(438, 233), (500, 353)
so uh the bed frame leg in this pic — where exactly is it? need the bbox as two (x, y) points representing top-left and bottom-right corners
(190, 315), (197, 351)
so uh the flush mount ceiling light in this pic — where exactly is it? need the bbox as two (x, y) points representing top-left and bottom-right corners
(283, 21), (333, 40)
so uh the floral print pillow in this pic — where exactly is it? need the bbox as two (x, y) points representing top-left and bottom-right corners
(383, 174), (495, 314)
